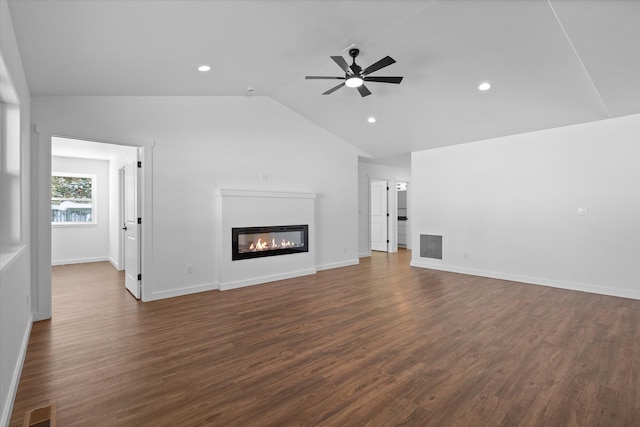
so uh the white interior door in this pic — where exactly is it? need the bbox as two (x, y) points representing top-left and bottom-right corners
(124, 160), (141, 299)
(118, 167), (125, 270)
(370, 180), (388, 252)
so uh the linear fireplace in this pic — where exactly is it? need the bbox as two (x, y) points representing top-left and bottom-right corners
(232, 225), (309, 261)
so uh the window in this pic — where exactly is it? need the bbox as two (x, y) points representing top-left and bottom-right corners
(1, 101), (22, 254)
(51, 173), (96, 224)
(1, 55), (23, 268)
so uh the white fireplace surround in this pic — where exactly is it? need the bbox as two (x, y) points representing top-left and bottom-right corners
(216, 189), (317, 290)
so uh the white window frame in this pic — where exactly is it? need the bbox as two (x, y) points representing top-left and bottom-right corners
(51, 172), (97, 226)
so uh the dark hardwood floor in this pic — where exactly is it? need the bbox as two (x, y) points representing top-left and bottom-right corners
(10, 250), (640, 426)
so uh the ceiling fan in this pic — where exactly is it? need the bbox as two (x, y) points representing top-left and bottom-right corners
(306, 48), (403, 97)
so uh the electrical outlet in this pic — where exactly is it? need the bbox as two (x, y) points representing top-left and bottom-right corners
(577, 207), (589, 216)
(463, 251), (468, 259)
(187, 264), (193, 274)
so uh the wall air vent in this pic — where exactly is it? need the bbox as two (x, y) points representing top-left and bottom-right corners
(420, 234), (442, 260)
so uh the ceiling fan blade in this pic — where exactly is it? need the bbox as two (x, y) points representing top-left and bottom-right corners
(362, 56), (396, 76)
(357, 85), (372, 97)
(322, 82), (345, 95)
(364, 76), (403, 84)
(331, 56), (351, 73)
(306, 76), (345, 80)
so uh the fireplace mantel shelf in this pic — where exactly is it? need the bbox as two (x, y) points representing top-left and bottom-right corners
(216, 189), (317, 199)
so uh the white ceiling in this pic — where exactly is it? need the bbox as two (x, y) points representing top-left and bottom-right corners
(7, 0), (640, 167)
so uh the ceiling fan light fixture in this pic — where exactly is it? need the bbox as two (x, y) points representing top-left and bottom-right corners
(306, 48), (402, 97)
(198, 65), (211, 72)
(345, 76), (364, 88)
(478, 81), (491, 91)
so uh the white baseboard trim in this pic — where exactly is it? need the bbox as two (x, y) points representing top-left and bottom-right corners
(108, 257), (123, 271)
(410, 260), (640, 301)
(51, 256), (109, 266)
(1, 313), (33, 427)
(316, 259), (359, 271)
(219, 268), (317, 291)
(146, 282), (219, 302)
(359, 251), (371, 258)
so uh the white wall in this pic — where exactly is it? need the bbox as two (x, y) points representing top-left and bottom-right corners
(32, 96), (360, 309)
(0, 0), (32, 425)
(357, 161), (411, 257)
(411, 114), (640, 300)
(51, 156), (110, 265)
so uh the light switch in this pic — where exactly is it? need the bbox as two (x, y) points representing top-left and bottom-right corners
(576, 207), (589, 216)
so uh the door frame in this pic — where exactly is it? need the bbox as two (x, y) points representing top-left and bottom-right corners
(38, 135), (151, 320)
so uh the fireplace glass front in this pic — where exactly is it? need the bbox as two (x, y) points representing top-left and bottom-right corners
(232, 225), (309, 260)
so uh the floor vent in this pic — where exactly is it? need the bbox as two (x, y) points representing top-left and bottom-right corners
(23, 403), (56, 427)
(420, 234), (442, 259)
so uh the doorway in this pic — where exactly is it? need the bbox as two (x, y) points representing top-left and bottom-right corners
(397, 181), (409, 249)
(50, 137), (141, 300)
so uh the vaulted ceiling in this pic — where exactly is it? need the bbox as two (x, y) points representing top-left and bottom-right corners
(7, 0), (640, 167)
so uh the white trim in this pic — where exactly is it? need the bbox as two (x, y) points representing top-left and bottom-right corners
(216, 189), (317, 199)
(359, 251), (372, 258)
(410, 260), (640, 301)
(51, 256), (109, 266)
(316, 259), (359, 271)
(1, 313), (33, 427)
(0, 52), (20, 104)
(108, 257), (122, 271)
(51, 223), (98, 228)
(146, 282), (220, 302)
(0, 245), (27, 272)
(219, 268), (316, 291)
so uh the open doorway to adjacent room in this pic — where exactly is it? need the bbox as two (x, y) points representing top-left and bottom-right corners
(397, 181), (409, 250)
(50, 137), (142, 301)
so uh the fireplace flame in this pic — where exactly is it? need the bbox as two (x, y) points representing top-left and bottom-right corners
(247, 237), (298, 252)
(249, 239), (269, 251)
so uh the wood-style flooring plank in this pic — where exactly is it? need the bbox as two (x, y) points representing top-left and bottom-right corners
(10, 251), (640, 426)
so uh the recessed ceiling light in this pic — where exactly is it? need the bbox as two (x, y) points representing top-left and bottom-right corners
(368, 117), (376, 123)
(198, 65), (211, 72)
(478, 82), (491, 91)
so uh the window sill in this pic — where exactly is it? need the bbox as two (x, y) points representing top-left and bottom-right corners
(52, 223), (98, 228)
